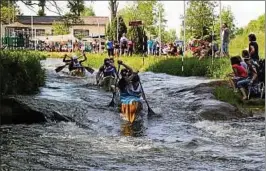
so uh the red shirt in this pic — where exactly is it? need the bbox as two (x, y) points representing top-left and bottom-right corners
(232, 64), (248, 78)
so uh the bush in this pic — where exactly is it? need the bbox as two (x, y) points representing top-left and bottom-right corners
(0, 50), (46, 96)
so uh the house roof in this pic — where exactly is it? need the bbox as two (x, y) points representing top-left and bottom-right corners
(16, 16), (109, 25)
(5, 22), (30, 28)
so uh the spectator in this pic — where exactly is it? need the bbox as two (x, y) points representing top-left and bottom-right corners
(248, 33), (259, 63)
(106, 39), (114, 57)
(242, 49), (249, 58)
(127, 40), (133, 57)
(221, 23), (230, 57)
(120, 33), (128, 56)
(228, 56), (248, 93)
(114, 40), (120, 57)
(147, 38), (153, 55)
(237, 57), (258, 100)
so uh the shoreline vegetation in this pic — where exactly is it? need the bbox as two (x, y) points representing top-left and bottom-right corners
(0, 50), (46, 97)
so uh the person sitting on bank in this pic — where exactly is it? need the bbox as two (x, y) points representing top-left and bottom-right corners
(228, 56), (248, 93)
(237, 57), (258, 100)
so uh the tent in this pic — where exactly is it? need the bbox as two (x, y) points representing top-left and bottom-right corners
(35, 34), (78, 42)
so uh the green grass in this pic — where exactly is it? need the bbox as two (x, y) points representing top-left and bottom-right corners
(229, 31), (265, 57)
(213, 82), (265, 110)
(0, 50), (46, 96)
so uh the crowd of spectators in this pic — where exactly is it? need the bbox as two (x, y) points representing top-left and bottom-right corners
(228, 33), (264, 100)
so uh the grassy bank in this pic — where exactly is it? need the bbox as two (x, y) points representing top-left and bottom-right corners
(229, 31), (265, 57)
(210, 81), (265, 114)
(0, 50), (46, 96)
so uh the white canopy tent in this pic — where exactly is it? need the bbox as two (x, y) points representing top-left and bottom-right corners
(35, 34), (78, 42)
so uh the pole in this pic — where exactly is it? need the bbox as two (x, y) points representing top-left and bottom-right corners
(159, 8), (161, 56)
(97, 19), (101, 53)
(116, 16), (119, 42)
(31, 15), (33, 40)
(212, 10), (214, 66)
(72, 27), (74, 52)
(220, 0), (223, 57)
(34, 28), (36, 51)
(182, 0), (186, 73)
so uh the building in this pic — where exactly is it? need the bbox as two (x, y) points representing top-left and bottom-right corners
(1, 15), (109, 39)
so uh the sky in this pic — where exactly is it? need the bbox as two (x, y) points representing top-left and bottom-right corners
(17, 1), (265, 36)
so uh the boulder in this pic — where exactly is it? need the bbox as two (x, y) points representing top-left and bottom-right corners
(0, 97), (74, 125)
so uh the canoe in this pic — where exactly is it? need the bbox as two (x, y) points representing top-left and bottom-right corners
(98, 76), (116, 92)
(119, 95), (143, 123)
(70, 69), (85, 77)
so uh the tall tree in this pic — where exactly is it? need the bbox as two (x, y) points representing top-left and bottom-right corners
(0, 0), (19, 24)
(106, 16), (127, 41)
(182, 0), (216, 40)
(81, 5), (95, 16)
(67, 0), (85, 16)
(214, 6), (235, 39)
(109, 0), (118, 20)
(118, 1), (166, 38)
(37, 0), (46, 16)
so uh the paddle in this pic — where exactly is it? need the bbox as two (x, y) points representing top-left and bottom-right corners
(108, 64), (121, 107)
(139, 81), (159, 117)
(83, 66), (94, 74)
(55, 64), (68, 73)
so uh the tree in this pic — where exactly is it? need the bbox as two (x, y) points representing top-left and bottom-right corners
(81, 5), (95, 16)
(37, 0), (46, 16)
(51, 22), (70, 35)
(162, 29), (177, 43)
(109, 0), (118, 20)
(107, 16), (127, 41)
(182, 1), (216, 40)
(118, 1), (166, 39)
(214, 6), (235, 39)
(127, 26), (146, 54)
(67, 0), (85, 16)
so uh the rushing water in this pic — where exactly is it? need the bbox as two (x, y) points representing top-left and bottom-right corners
(1, 58), (265, 171)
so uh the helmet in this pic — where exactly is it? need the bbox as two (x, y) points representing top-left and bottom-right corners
(121, 68), (128, 77)
(72, 55), (78, 60)
(104, 58), (110, 65)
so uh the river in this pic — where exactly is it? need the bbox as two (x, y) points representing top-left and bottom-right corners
(0, 58), (265, 171)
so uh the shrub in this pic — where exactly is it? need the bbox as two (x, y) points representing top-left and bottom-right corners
(0, 50), (46, 96)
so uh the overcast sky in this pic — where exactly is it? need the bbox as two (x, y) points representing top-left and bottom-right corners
(17, 1), (265, 35)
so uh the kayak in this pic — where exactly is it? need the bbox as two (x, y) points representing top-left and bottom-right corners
(119, 95), (143, 123)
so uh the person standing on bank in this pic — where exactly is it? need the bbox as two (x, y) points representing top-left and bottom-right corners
(248, 33), (259, 65)
(221, 23), (230, 57)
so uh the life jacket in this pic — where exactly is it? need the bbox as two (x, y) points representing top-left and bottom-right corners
(103, 65), (115, 77)
(73, 61), (81, 67)
(126, 83), (142, 97)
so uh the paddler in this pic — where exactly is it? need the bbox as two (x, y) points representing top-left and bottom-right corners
(117, 60), (143, 98)
(96, 58), (117, 91)
(63, 52), (87, 73)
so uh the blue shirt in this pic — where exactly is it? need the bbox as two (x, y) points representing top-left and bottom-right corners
(147, 40), (153, 48)
(107, 41), (113, 49)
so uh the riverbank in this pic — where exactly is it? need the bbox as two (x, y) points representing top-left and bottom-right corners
(0, 50), (46, 97)
(204, 80), (264, 117)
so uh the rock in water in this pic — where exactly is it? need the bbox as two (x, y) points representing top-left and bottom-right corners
(0, 97), (75, 125)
